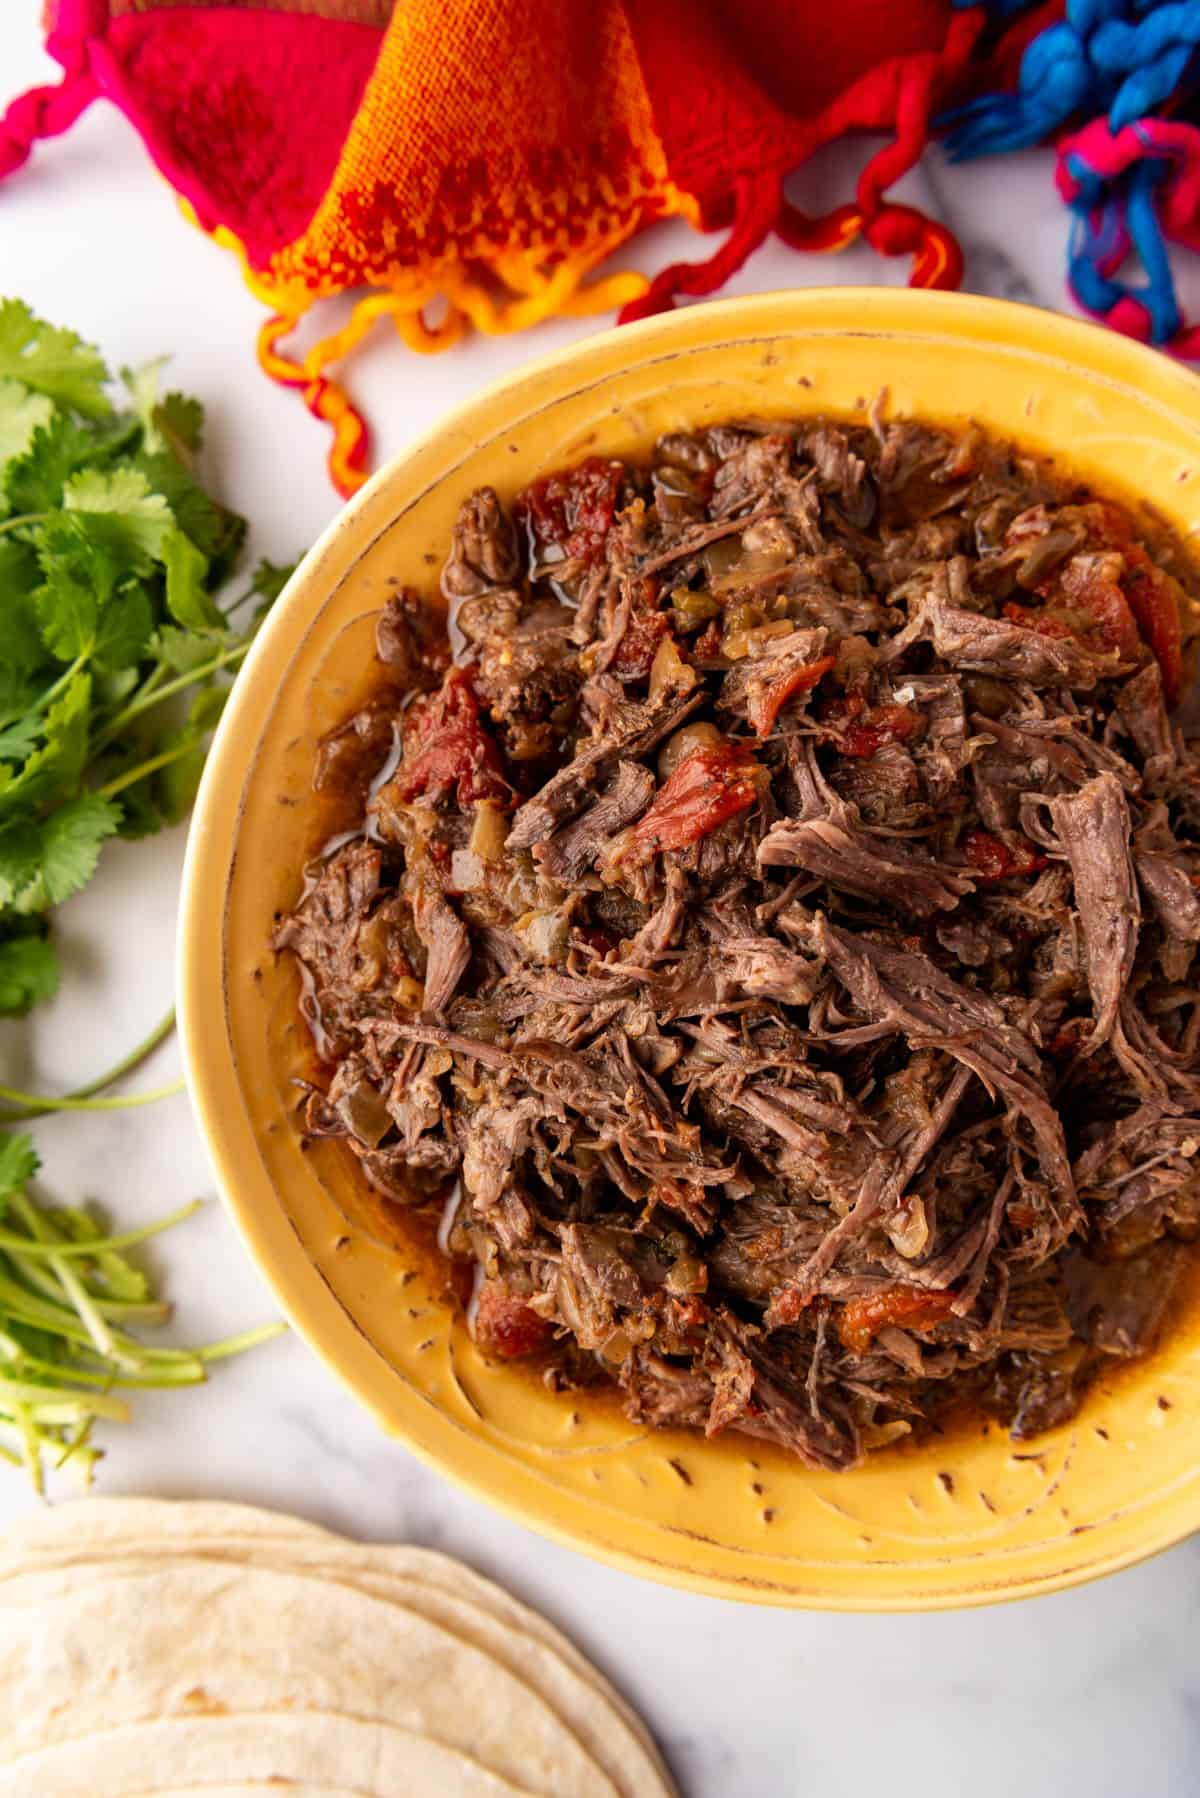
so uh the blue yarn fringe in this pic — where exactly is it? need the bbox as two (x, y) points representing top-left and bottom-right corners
(942, 0), (1200, 162)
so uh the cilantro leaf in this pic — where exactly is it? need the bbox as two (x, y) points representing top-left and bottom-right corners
(0, 301), (110, 420)
(63, 467), (173, 570)
(37, 793), (121, 906)
(163, 526), (221, 631)
(0, 794), (120, 915)
(34, 582), (95, 665)
(4, 412), (96, 515)
(123, 362), (205, 463)
(0, 817), (42, 906)
(0, 717), (44, 765)
(0, 538), (45, 677)
(0, 1132), (39, 1193)
(249, 556), (297, 613)
(158, 392), (204, 459)
(155, 722), (208, 824)
(122, 358), (168, 447)
(92, 584), (153, 674)
(0, 672), (91, 818)
(0, 926), (59, 1015)
(0, 379), (54, 470)
(133, 449), (244, 573)
(145, 624), (223, 676)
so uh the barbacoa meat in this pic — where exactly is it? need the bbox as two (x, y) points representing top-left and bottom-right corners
(277, 413), (1200, 1471)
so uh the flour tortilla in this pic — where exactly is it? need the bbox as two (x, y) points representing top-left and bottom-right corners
(0, 1713), (543, 1797)
(0, 1500), (674, 1798)
(0, 1551), (662, 1798)
(0, 1560), (617, 1798)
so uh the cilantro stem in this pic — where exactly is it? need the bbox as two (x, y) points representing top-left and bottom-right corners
(91, 641), (249, 751)
(0, 1377), (129, 1419)
(0, 1005), (176, 1121)
(11, 1400), (42, 1492)
(5, 1257), (168, 1325)
(0, 511), (49, 538)
(0, 1197), (200, 1258)
(197, 1321), (287, 1362)
(17, 1353), (206, 1390)
(24, 652), (90, 723)
(9, 1191), (131, 1368)
(95, 742), (199, 800)
(0, 1076), (184, 1114)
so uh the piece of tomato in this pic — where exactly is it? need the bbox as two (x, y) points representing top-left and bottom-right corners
(964, 829), (1047, 882)
(820, 693), (919, 759)
(517, 457), (624, 566)
(747, 654), (836, 737)
(396, 667), (508, 807)
(839, 1285), (957, 1354)
(472, 1280), (554, 1359)
(633, 741), (762, 856)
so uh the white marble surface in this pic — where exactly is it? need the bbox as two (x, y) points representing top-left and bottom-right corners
(4, 10), (1200, 1795)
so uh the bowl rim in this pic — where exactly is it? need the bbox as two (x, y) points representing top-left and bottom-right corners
(178, 286), (1200, 1609)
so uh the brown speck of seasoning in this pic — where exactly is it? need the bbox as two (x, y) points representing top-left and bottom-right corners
(417, 1338), (434, 1352)
(762, 1507), (776, 1524)
(1094, 1426), (1110, 1441)
(423, 552), (436, 565)
(399, 1270), (417, 1287)
(979, 1491), (997, 1514)
(568, 1410), (581, 1428)
(1176, 468), (1191, 483)
(1157, 1395), (1172, 1411)
(750, 1481), (764, 1496)
(667, 1458), (693, 1486)
(333, 1235), (350, 1252)
(937, 1472), (955, 1495)
(509, 442), (520, 453)
(797, 375), (813, 388)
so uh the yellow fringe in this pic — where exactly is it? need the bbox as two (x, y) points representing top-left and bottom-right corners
(179, 198), (656, 494)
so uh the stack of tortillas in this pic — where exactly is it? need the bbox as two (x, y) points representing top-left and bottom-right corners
(0, 1498), (676, 1798)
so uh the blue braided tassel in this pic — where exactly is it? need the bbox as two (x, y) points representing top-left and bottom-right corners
(943, 0), (1200, 161)
(1065, 147), (1182, 344)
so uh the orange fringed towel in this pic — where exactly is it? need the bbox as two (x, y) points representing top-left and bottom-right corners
(3, 0), (1047, 492)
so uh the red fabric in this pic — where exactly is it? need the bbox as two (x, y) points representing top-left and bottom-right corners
(96, 11), (380, 261)
(2, 0), (1047, 491)
(621, 2), (983, 318)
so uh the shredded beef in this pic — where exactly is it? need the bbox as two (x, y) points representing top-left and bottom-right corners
(278, 411), (1200, 1470)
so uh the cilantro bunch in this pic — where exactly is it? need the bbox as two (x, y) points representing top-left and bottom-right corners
(0, 299), (292, 1016)
(0, 1131), (281, 1493)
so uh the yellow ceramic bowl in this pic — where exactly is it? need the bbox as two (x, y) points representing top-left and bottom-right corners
(180, 288), (1200, 1610)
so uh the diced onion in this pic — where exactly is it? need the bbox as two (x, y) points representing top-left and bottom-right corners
(648, 635), (698, 706)
(469, 799), (508, 861)
(657, 720), (723, 781)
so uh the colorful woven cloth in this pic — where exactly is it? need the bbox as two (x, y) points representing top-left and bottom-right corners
(4, 2), (1197, 492)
